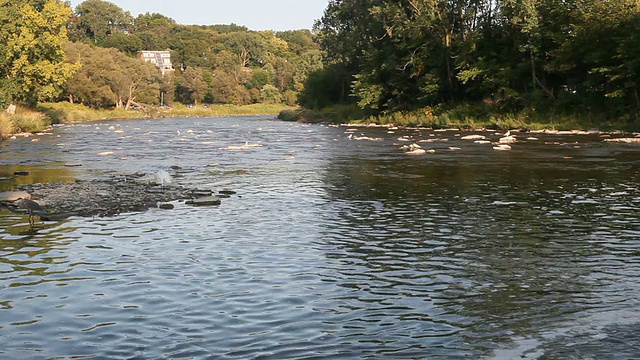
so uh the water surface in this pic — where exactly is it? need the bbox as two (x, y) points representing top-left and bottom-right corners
(1, 116), (639, 359)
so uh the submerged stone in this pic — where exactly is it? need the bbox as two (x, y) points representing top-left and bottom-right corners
(186, 196), (221, 206)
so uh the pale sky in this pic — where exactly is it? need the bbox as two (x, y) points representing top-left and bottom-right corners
(68, 0), (329, 31)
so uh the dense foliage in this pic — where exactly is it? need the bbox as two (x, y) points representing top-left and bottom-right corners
(61, 0), (322, 108)
(0, 0), (79, 107)
(0, 0), (322, 111)
(301, 0), (640, 123)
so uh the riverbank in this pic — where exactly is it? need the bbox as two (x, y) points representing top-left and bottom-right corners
(38, 102), (293, 123)
(1, 102), (294, 140)
(279, 104), (640, 132)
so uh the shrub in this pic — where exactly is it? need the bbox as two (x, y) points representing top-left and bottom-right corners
(0, 114), (15, 138)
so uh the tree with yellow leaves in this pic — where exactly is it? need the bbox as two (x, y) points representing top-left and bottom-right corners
(0, 0), (79, 108)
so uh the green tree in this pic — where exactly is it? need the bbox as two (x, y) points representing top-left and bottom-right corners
(133, 12), (176, 33)
(70, 0), (134, 44)
(210, 69), (251, 105)
(220, 31), (268, 67)
(260, 84), (282, 104)
(103, 32), (144, 56)
(62, 42), (162, 108)
(0, 0), (79, 107)
(177, 67), (208, 105)
(62, 42), (114, 105)
(276, 30), (318, 55)
(168, 25), (218, 69)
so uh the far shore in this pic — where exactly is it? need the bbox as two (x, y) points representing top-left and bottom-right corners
(278, 106), (640, 133)
(0, 102), (294, 140)
(3, 102), (640, 141)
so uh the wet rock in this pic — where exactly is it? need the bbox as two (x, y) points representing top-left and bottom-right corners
(604, 138), (640, 143)
(4, 170), (235, 218)
(0, 177), (14, 182)
(461, 134), (486, 140)
(191, 189), (213, 197)
(186, 196), (221, 206)
(0, 191), (31, 201)
(499, 136), (517, 144)
(15, 178), (196, 217)
(493, 144), (512, 151)
(64, 163), (82, 167)
(13, 171), (29, 176)
(219, 190), (237, 195)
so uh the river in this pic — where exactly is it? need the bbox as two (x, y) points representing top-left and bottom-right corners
(1, 116), (639, 359)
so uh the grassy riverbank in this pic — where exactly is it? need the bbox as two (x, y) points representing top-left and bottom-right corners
(1, 102), (294, 139)
(38, 102), (294, 123)
(280, 104), (640, 132)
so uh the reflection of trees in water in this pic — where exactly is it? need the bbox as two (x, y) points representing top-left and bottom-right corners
(318, 154), (636, 352)
(0, 165), (75, 192)
(0, 211), (77, 293)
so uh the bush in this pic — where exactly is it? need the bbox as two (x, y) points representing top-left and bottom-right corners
(278, 109), (301, 122)
(0, 108), (50, 138)
(11, 111), (50, 133)
(0, 115), (15, 138)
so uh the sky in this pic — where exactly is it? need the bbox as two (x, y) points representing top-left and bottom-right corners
(68, 0), (329, 31)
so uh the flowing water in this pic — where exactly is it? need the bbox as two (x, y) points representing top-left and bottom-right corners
(0, 116), (639, 359)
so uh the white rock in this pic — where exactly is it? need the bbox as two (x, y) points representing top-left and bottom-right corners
(499, 136), (517, 144)
(461, 134), (486, 140)
(493, 144), (512, 151)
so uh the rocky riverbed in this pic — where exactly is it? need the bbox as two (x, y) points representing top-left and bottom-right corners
(1, 174), (228, 220)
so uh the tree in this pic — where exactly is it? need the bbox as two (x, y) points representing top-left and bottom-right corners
(62, 42), (162, 108)
(102, 32), (144, 56)
(133, 12), (176, 33)
(62, 42), (114, 105)
(0, 0), (79, 107)
(177, 67), (208, 106)
(260, 84), (282, 104)
(220, 31), (268, 68)
(168, 25), (218, 69)
(210, 69), (251, 105)
(276, 30), (318, 55)
(70, 0), (133, 44)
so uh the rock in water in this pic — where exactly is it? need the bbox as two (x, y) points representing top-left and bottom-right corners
(186, 196), (221, 206)
(0, 191), (32, 201)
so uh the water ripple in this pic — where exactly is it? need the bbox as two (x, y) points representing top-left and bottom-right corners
(1, 118), (639, 358)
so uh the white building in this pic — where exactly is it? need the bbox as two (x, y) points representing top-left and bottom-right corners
(138, 50), (174, 76)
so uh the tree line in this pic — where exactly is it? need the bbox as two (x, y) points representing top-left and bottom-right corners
(0, 0), (322, 110)
(300, 0), (640, 123)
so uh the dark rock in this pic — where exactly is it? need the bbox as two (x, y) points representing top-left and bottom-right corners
(190, 189), (213, 197)
(14, 171), (29, 176)
(0, 177), (14, 182)
(64, 163), (82, 167)
(10, 170), (236, 218)
(219, 190), (237, 195)
(41, 212), (76, 221)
